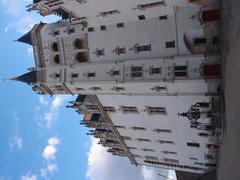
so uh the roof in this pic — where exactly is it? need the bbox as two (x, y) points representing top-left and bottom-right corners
(11, 70), (37, 85)
(16, 30), (32, 45)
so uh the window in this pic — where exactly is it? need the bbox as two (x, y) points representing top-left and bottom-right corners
(89, 87), (102, 91)
(54, 55), (60, 64)
(53, 30), (59, 36)
(98, 9), (120, 17)
(55, 85), (64, 91)
(141, 148), (155, 152)
(161, 151), (177, 155)
(115, 125), (125, 129)
(149, 67), (161, 75)
(151, 86), (167, 92)
(136, 44), (151, 52)
(138, 15), (145, 20)
(128, 147), (137, 150)
(174, 65), (187, 77)
(152, 128), (171, 133)
(164, 158), (179, 164)
(198, 132), (210, 137)
(115, 47), (126, 55)
(72, 73), (78, 78)
(55, 73), (60, 78)
(103, 106), (116, 112)
(96, 48), (105, 57)
(76, 52), (88, 62)
(121, 106), (138, 113)
(194, 38), (207, 45)
(212, 36), (219, 44)
(88, 27), (95, 32)
(117, 23), (124, 28)
(190, 157), (198, 160)
(75, 87), (85, 91)
(74, 39), (84, 49)
(187, 142), (200, 148)
(131, 126), (146, 131)
(157, 140), (174, 144)
(134, 1), (165, 11)
(136, 138), (151, 142)
(133, 154), (141, 158)
(112, 86), (125, 92)
(131, 66), (143, 78)
(122, 136), (132, 141)
(51, 42), (58, 52)
(146, 156), (158, 161)
(111, 70), (120, 76)
(87, 72), (96, 78)
(159, 15), (167, 20)
(166, 41), (175, 48)
(67, 27), (75, 34)
(100, 25), (106, 31)
(146, 106), (167, 115)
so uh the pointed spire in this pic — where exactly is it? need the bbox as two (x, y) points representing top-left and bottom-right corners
(16, 30), (32, 45)
(10, 70), (37, 85)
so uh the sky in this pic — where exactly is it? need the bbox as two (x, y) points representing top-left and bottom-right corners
(0, 1), (176, 180)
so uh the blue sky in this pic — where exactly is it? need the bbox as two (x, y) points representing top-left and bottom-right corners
(0, 1), (175, 180)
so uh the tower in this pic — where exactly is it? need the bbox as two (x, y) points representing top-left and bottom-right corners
(13, 0), (222, 174)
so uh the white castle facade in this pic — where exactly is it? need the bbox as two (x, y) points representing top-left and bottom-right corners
(14, 0), (222, 174)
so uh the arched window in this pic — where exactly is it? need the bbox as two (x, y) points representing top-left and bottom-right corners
(51, 42), (58, 52)
(74, 39), (84, 49)
(76, 52), (87, 62)
(54, 55), (60, 64)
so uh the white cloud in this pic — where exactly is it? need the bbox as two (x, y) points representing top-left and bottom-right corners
(42, 137), (60, 160)
(43, 95), (69, 129)
(40, 163), (58, 179)
(21, 172), (37, 180)
(27, 47), (33, 56)
(9, 134), (23, 152)
(39, 96), (48, 106)
(86, 138), (175, 180)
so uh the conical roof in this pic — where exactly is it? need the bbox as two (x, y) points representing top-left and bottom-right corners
(10, 70), (37, 85)
(16, 30), (32, 45)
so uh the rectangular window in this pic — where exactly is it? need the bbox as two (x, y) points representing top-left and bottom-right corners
(115, 47), (126, 55)
(121, 106), (138, 113)
(100, 25), (106, 31)
(138, 15), (146, 20)
(194, 38), (207, 45)
(150, 67), (161, 75)
(103, 106), (116, 112)
(115, 125), (125, 129)
(96, 48), (105, 57)
(55, 73), (60, 78)
(117, 23), (124, 28)
(166, 41), (175, 48)
(187, 142), (200, 148)
(136, 138), (151, 142)
(161, 151), (177, 155)
(174, 65), (187, 77)
(146, 106), (167, 115)
(136, 44), (151, 52)
(159, 15), (168, 20)
(152, 128), (171, 133)
(89, 87), (102, 91)
(87, 72), (96, 78)
(212, 36), (219, 44)
(88, 27), (95, 32)
(131, 66), (143, 78)
(122, 136), (132, 141)
(72, 73), (78, 78)
(141, 148), (155, 152)
(131, 126), (146, 131)
(135, 1), (165, 11)
(98, 9), (120, 17)
(145, 156), (158, 161)
(158, 140), (174, 144)
(67, 27), (75, 34)
(112, 70), (120, 76)
(164, 158), (179, 164)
